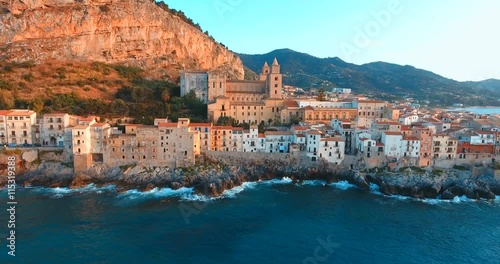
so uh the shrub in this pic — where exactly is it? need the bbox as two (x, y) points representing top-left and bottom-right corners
(21, 72), (34, 81)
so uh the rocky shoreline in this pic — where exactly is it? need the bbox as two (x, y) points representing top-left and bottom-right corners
(2, 153), (499, 201)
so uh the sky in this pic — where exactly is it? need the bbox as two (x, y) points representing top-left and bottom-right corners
(166, 0), (500, 82)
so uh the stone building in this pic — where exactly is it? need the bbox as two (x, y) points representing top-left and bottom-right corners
(40, 113), (70, 147)
(206, 58), (285, 125)
(356, 100), (389, 127)
(431, 134), (458, 160)
(158, 118), (200, 168)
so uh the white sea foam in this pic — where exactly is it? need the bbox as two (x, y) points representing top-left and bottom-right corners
(368, 182), (488, 205)
(262, 177), (293, 185)
(300, 180), (327, 186)
(329, 180), (356, 190)
(221, 181), (258, 198)
(369, 183), (382, 195)
(29, 184), (116, 198)
(119, 187), (194, 200)
(181, 181), (258, 201)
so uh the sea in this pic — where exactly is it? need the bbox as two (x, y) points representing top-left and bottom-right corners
(1, 180), (499, 264)
(448, 107), (500, 115)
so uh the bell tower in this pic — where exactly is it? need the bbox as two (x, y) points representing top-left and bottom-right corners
(267, 57), (282, 99)
(259, 61), (270, 81)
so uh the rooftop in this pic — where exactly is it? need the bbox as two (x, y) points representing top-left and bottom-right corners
(383, 131), (403, 136)
(265, 131), (294, 136)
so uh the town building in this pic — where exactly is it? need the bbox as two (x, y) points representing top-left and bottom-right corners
(40, 113), (70, 147)
(2, 109), (37, 146)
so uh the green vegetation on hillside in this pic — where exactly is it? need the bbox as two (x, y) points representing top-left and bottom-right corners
(0, 61), (207, 125)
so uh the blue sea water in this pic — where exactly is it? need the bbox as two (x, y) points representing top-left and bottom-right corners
(0, 181), (499, 264)
(449, 107), (500, 115)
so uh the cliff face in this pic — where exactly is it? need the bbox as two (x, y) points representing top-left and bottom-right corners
(0, 0), (244, 79)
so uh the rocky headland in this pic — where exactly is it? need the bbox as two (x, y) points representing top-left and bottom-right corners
(2, 150), (499, 201)
(0, 0), (244, 79)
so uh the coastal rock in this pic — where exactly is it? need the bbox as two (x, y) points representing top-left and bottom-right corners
(69, 172), (93, 189)
(441, 189), (455, 200)
(21, 150), (38, 163)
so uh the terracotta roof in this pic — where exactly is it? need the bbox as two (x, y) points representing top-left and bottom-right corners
(232, 127), (244, 131)
(6, 110), (35, 116)
(321, 137), (344, 142)
(212, 126), (233, 130)
(360, 137), (369, 141)
(401, 125), (412, 131)
(377, 121), (400, 125)
(0, 110), (12, 115)
(258, 133), (265, 138)
(292, 125), (307, 130)
(158, 123), (178, 128)
(296, 134), (305, 138)
(79, 117), (97, 121)
(474, 130), (494, 135)
(376, 142), (385, 146)
(188, 123), (212, 127)
(307, 130), (323, 135)
(284, 100), (299, 108)
(73, 125), (88, 129)
(302, 106), (314, 111)
(403, 136), (419, 141)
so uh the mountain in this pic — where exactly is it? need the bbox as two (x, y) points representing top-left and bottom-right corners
(239, 49), (500, 106)
(464, 79), (500, 92)
(0, 0), (244, 79)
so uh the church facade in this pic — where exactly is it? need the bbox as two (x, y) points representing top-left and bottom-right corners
(181, 58), (286, 125)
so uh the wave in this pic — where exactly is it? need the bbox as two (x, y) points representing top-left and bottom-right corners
(118, 187), (194, 200)
(180, 182), (259, 202)
(28, 184), (116, 198)
(329, 180), (357, 190)
(261, 177), (293, 185)
(368, 183), (493, 205)
(300, 180), (327, 186)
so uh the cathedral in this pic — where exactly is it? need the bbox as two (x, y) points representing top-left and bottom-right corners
(181, 58), (286, 125)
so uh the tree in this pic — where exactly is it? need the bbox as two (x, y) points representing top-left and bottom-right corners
(216, 116), (236, 126)
(317, 88), (327, 101)
(161, 88), (170, 102)
(0, 90), (14, 109)
(31, 98), (44, 113)
(110, 99), (128, 114)
(290, 115), (302, 125)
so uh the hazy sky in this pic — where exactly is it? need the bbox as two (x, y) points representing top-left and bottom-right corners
(166, 0), (500, 82)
